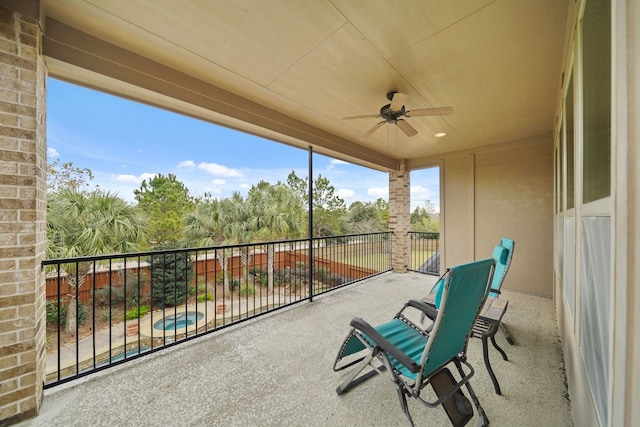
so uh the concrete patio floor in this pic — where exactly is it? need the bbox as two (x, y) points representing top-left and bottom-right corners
(21, 272), (574, 427)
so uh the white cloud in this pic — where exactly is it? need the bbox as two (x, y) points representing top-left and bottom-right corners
(211, 179), (226, 185)
(177, 160), (196, 169)
(112, 172), (156, 184)
(48, 147), (59, 158)
(367, 186), (388, 198)
(336, 188), (355, 199)
(410, 184), (436, 200)
(113, 174), (139, 183)
(198, 162), (242, 177)
(410, 184), (440, 212)
(327, 159), (348, 170)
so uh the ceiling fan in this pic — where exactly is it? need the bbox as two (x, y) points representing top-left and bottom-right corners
(343, 91), (453, 140)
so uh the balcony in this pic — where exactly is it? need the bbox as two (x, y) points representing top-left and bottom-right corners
(29, 269), (574, 426)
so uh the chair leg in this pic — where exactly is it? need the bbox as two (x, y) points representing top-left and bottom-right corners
(490, 334), (508, 361)
(482, 335), (502, 395)
(394, 380), (415, 427)
(336, 351), (379, 395)
(463, 381), (489, 427)
(499, 322), (515, 345)
(454, 360), (490, 427)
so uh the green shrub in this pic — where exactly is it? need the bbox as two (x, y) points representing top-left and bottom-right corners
(239, 285), (254, 296)
(196, 293), (213, 302)
(119, 269), (149, 309)
(314, 267), (331, 283)
(249, 267), (266, 276)
(46, 299), (88, 326)
(215, 271), (233, 286)
(329, 273), (346, 287)
(46, 300), (61, 324)
(125, 305), (150, 320)
(92, 285), (124, 306)
(275, 268), (293, 286)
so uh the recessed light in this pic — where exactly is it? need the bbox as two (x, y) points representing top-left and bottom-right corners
(434, 132), (447, 138)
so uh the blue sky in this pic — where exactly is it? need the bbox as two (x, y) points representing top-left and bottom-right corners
(46, 78), (439, 211)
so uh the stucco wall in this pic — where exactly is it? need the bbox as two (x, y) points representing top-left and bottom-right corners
(442, 139), (553, 296)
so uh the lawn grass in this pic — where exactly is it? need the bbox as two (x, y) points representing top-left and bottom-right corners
(328, 249), (436, 270)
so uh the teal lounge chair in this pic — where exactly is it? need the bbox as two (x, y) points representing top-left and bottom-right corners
(333, 258), (495, 427)
(422, 238), (516, 395)
(487, 237), (515, 344)
(425, 238), (514, 334)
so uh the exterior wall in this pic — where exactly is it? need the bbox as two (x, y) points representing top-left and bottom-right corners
(554, 1), (640, 426)
(475, 141), (554, 295)
(0, 5), (47, 425)
(442, 155), (474, 268)
(611, 0), (639, 426)
(388, 167), (410, 272)
(555, 276), (600, 427)
(441, 139), (554, 296)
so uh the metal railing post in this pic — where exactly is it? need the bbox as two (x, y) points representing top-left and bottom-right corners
(308, 146), (314, 302)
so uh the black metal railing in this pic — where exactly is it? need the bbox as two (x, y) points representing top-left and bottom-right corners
(43, 232), (392, 387)
(408, 232), (440, 275)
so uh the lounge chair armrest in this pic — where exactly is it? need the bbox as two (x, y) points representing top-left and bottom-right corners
(350, 317), (421, 374)
(405, 299), (438, 321)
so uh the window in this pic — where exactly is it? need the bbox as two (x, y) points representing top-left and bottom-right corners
(566, 78), (575, 209)
(582, 0), (611, 203)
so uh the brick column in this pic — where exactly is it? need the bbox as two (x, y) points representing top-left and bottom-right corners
(389, 167), (410, 272)
(0, 6), (47, 425)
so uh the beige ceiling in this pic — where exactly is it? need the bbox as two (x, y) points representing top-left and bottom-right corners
(40, 0), (570, 172)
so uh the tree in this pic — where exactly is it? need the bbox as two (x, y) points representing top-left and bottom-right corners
(374, 198), (389, 226)
(343, 199), (388, 233)
(410, 200), (440, 232)
(182, 193), (251, 294)
(286, 170), (346, 237)
(247, 180), (305, 290)
(47, 159), (96, 192)
(150, 248), (193, 308)
(248, 181), (305, 241)
(46, 188), (148, 334)
(134, 173), (195, 248)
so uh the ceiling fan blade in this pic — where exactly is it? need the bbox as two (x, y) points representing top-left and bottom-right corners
(390, 92), (409, 111)
(342, 114), (381, 120)
(405, 106), (454, 117)
(396, 119), (418, 137)
(359, 121), (386, 140)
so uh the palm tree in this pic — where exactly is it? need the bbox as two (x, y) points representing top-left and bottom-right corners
(224, 193), (255, 288)
(247, 181), (305, 290)
(47, 188), (148, 334)
(183, 198), (231, 293)
(182, 193), (252, 293)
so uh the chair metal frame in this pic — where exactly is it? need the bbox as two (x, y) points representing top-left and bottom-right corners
(334, 259), (495, 427)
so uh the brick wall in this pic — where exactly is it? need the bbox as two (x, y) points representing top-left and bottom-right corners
(388, 168), (410, 272)
(0, 6), (47, 425)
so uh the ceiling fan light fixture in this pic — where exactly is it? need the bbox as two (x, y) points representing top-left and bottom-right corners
(435, 132), (447, 138)
(342, 92), (453, 140)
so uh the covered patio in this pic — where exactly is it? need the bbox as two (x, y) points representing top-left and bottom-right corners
(2, 1), (639, 426)
(23, 272), (572, 427)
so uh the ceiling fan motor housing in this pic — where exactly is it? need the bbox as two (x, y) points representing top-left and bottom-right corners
(379, 104), (406, 123)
